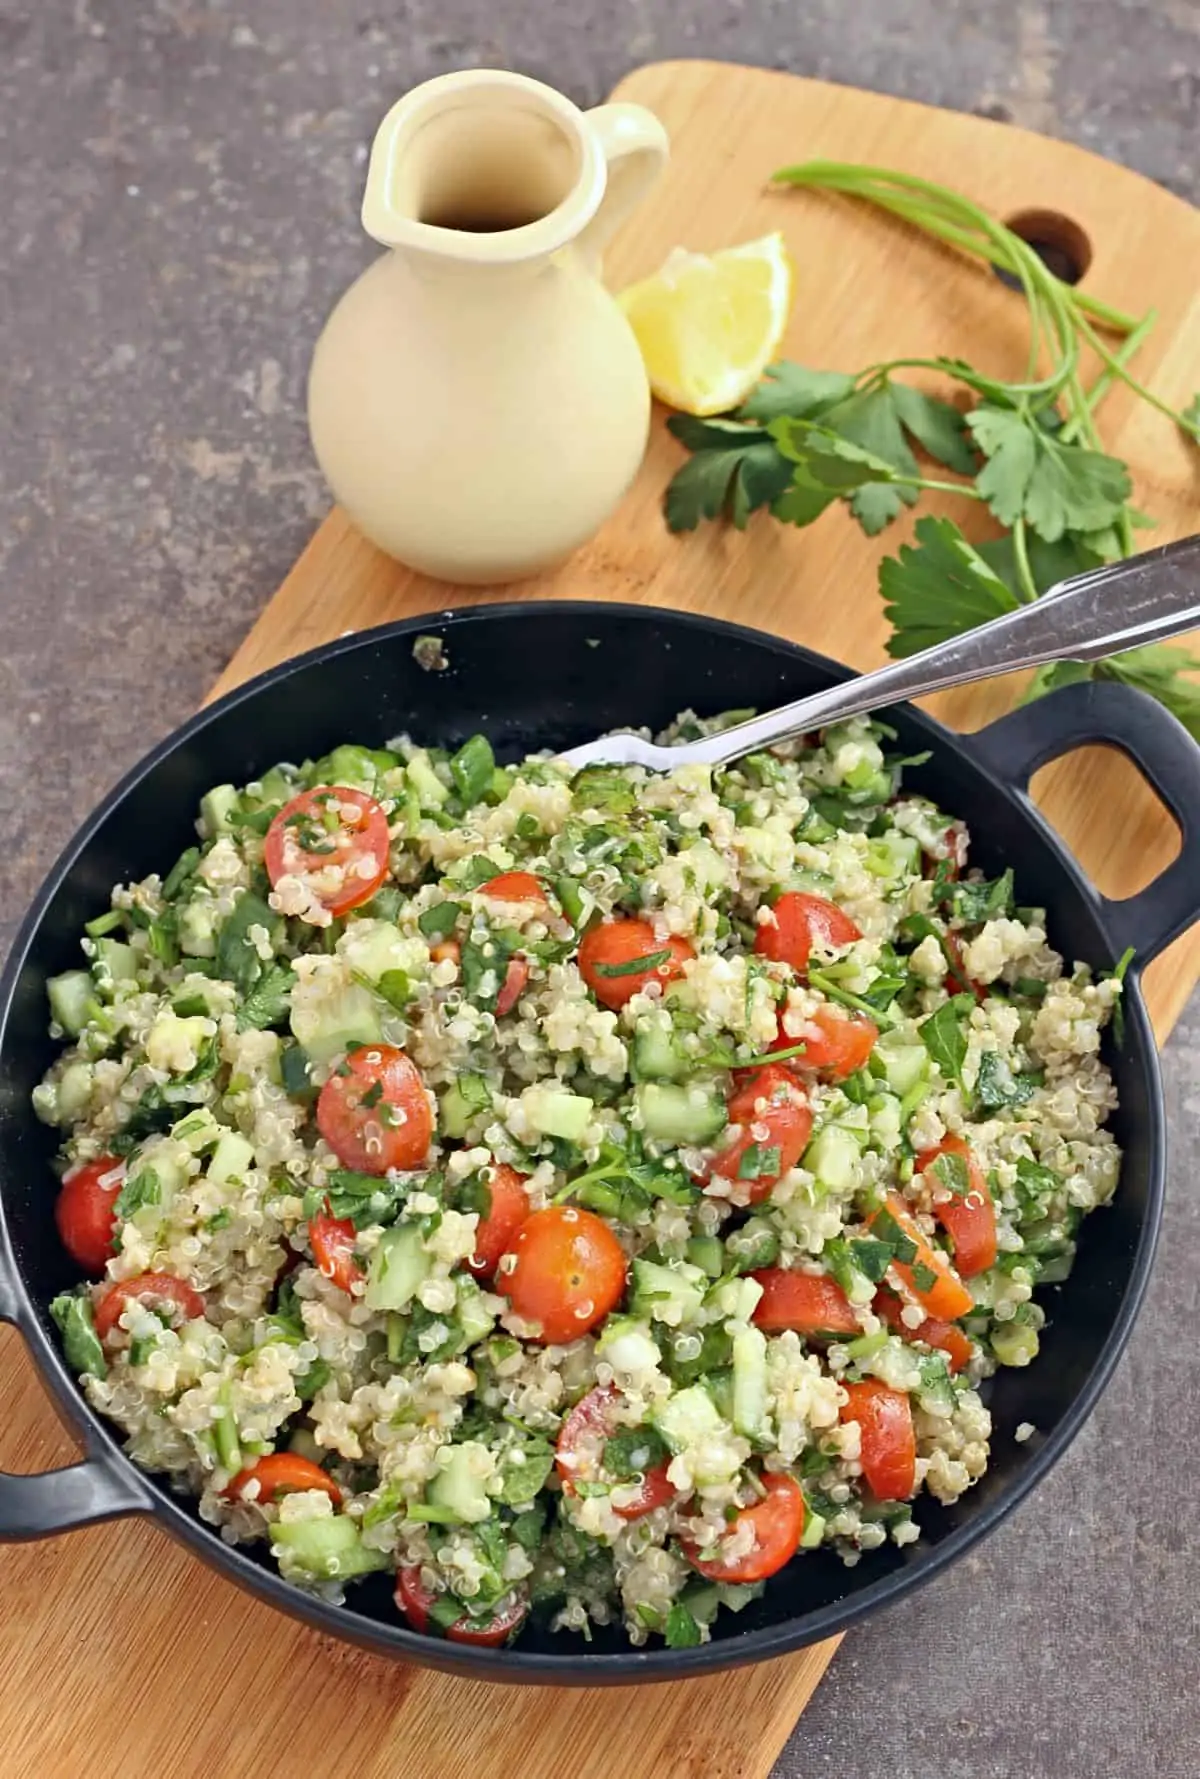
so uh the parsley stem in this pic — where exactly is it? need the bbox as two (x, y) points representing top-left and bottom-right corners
(1010, 518), (1039, 604)
(1078, 310), (1157, 423)
(1073, 309), (1196, 439)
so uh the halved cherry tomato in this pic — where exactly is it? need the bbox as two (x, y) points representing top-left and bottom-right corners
(751, 1267), (859, 1336)
(226, 1452), (342, 1507)
(479, 871), (549, 914)
(684, 1473), (805, 1583)
(264, 786), (390, 918)
(316, 1043), (433, 1175)
(94, 1272), (205, 1341)
(55, 1155), (124, 1274)
(774, 1004), (878, 1080)
(310, 1208), (362, 1292)
(502, 1206), (627, 1344)
(711, 1066), (813, 1203)
(577, 918), (694, 1011)
(555, 1385), (676, 1520)
(494, 955), (529, 1018)
(754, 892), (861, 974)
(944, 932), (986, 1003)
(396, 1566), (529, 1646)
(873, 1192), (974, 1322)
(917, 1135), (997, 1277)
(466, 1164), (531, 1280)
(873, 1285), (974, 1374)
(839, 1379), (916, 1500)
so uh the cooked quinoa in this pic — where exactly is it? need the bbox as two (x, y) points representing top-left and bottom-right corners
(36, 715), (1124, 1650)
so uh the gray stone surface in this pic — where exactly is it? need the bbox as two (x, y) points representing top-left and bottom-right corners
(1, 3), (1196, 1775)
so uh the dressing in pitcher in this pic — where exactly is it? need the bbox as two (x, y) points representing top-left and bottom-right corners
(308, 70), (669, 584)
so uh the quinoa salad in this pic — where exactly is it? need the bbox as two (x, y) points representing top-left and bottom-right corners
(36, 715), (1125, 1652)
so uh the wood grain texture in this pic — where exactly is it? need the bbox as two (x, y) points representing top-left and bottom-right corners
(4, 60), (1199, 1779)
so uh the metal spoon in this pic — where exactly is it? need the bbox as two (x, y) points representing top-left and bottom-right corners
(561, 535), (1200, 771)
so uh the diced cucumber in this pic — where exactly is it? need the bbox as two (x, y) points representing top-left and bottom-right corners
(844, 1329), (890, 1361)
(318, 744), (400, 794)
(94, 938), (138, 983)
(455, 1277), (496, 1347)
(635, 1081), (727, 1148)
(290, 980), (384, 1062)
(632, 1015), (691, 1082)
(406, 751), (449, 809)
(685, 1235), (725, 1280)
(865, 834), (921, 879)
(287, 1427), (324, 1464)
(178, 898), (220, 959)
(785, 868), (836, 896)
(731, 1321), (768, 1440)
(800, 1507), (827, 1548)
(876, 1041), (929, 1098)
(630, 1258), (708, 1327)
(171, 1106), (222, 1152)
(702, 1367), (735, 1423)
(339, 921), (417, 983)
(56, 1060), (95, 1121)
(365, 1224), (430, 1313)
(200, 783), (240, 837)
(522, 1085), (593, 1141)
(48, 970), (94, 1037)
(653, 1383), (724, 1454)
(725, 1217), (780, 1275)
(208, 1131), (255, 1187)
(991, 1321), (1040, 1367)
(272, 1514), (384, 1579)
(705, 1275), (764, 1323)
(427, 1443), (492, 1523)
(804, 1123), (862, 1194)
(253, 766), (296, 807)
(596, 1318), (664, 1383)
(439, 1074), (492, 1140)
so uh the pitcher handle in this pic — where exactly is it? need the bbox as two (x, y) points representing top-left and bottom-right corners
(577, 103), (669, 276)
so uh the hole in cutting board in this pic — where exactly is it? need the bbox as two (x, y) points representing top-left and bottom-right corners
(1029, 745), (1180, 900)
(995, 209), (1093, 288)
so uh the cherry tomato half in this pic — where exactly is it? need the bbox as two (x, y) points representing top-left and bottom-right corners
(396, 1567), (529, 1646)
(751, 1267), (859, 1336)
(479, 872), (549, 914)
(840, 1378), (916, 1501)
(94, 1272), (205, 1341)
(711, 1066), (813, 1203)
(684, 1473), (805, 1583)
(873, 1286), (974, 1374)
(774, 1005), (878, 1081)
(754, 892), (861, 974)
(577, 918), (694, 1011)
(264, 786), (391, 919)
(872, 1193), (974, 1322)
(309, 1208), (362, 1292)
(316, 1044), (433, 1176)
(466, 1164), (531, 1281)
(226, 1452), (343, 1507)
(494, 956), (530, 1018)
(501, 1206), (627, 1344)
(55, 1156), (124, 1275)
(917, 1135), (997, 1277)
(555, 1385), (676, 1520)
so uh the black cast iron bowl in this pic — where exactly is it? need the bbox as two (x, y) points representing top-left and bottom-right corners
(2, 602), (1197, 1685)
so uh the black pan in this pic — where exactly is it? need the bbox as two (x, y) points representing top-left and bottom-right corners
(2, 603), (1197, 1685)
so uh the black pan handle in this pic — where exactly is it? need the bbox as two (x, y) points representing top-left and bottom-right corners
(0, 1248), (152, 1540)
(968, 679), (1200, 967)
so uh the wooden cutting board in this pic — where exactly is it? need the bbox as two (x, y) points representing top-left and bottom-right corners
(4, 60), (1199, 1779)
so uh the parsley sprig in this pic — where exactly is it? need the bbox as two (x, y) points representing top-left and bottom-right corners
(663, 161), (1200, 736)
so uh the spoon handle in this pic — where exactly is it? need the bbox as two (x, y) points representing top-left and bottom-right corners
(685, 534), (1200, 768)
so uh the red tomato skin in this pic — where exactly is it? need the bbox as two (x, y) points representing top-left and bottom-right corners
(94, 1272), (205, 1341)
(944, 933), (986, 1003)
(396, 1567), (527, 1646)
(502, 1206), (627, 1344)
(874, 1192), (975, 1323)
(712, 1068), (813, 1202)
(55, 1156), (124, 1274)
(480, 872), (548, 912)
(309, 1209), (362, 1292)
(754, 892), (862, 974)
(466, 1164), (531, 1280)
(227, 1453), (342, 1506)
(917, 1136), (998, 1276)
(776, 1005), (878, 1081)
(555, 1385), (676, 1520)
(873, 1286), (974, 1374)
(316, 1044), (433, 1175)
(684, 1473), (805, 1583)
(839, 1379), (916, 1501)
(264, 787), (390, 918)
(577, 919), (694, 1010)
(751, 1268), (859, 1336)
(494, 956), (530, 1018)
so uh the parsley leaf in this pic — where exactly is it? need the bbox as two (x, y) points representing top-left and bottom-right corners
(663, 417), (795, 532)
(215, 892), (278, 994)
(114, 1167), (161, 1221)
(664, 1602), (704, 1649)
(889, 382), (976, 474)
(975, 1050), (1038, 1111)
(604, 1426), (669, 1480)
(968, 405), (1131, 542)
(880, 516), (1020, 658)
(918, 994), (974, 1084)
(1024, 643), (1200, 746)
(737, 1142), (782, 1181)
(236, 963), (295, 1032)
(738, 361), (857, 421)
(50, 1292), (107, 1380)
(1180, 393), (1200, 442)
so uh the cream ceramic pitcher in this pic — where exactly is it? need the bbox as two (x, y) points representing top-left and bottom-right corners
(307, 71), (669, 583)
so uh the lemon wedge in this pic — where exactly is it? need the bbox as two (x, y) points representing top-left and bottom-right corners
(618, 233), (794, 416)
